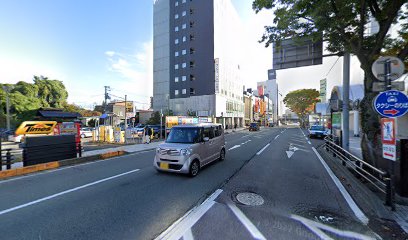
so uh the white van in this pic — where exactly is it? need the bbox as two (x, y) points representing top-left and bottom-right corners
(154, 123), (225, 177)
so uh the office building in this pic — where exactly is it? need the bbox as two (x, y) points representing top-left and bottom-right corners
(153, 0), (244, 127)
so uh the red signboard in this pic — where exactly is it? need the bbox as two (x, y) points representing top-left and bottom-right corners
(381, 118), (396, 145)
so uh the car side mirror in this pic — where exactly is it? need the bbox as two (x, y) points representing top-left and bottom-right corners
(203, 137), (209, 142)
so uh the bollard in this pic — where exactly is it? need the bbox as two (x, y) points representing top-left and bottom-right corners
(6, 149), (11, 170)
(78, 142), (82, 158)
(384, 175), (396, 211)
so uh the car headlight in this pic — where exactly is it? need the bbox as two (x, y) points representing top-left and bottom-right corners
(156, 148), (161, 153)
(180, 149), (191, 156)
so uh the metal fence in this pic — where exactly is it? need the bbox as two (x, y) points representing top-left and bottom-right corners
(324, 134), (395, 211)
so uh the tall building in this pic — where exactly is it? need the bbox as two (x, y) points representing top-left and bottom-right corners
(256, 69), (279, 123)
(153, 0), (244, 127)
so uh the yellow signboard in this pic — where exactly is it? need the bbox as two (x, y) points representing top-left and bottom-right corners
(15, 121), (57, 135)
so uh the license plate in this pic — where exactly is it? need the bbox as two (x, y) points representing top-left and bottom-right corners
(160, 162), (169, 170)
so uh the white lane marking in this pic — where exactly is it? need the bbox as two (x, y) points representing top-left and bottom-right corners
(228, 203), (266, 240)
(292, 215), (372, 240)
(0, 150), (154, 184)
(228, 145), (241, 151)
(182, 228), (195, 240)
(155, 189), (223, 240)
(241, 135), (250, 138)
(256, 143), (270, 156)
(307, 141), (311, 145)
(274, 135), (280, 140)
(312, 147), (369, 224)
(241, 140), (251, 145)
(0, 169), (140, 216)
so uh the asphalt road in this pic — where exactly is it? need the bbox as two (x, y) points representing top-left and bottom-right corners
(0, 127), (380, 239)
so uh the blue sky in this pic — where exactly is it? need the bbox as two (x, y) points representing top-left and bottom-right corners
(1, 0), (341, 111)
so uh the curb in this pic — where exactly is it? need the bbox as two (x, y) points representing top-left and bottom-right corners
(0, 150), (128, 180)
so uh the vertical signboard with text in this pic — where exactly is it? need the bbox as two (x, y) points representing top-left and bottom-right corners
(381, 118), (396, 161)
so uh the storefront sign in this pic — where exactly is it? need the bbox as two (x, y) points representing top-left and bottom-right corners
(15, 121), (57, 135)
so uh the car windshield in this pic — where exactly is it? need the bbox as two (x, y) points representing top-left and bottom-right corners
(310, 126), (325, 131)
(166, 127), (200, 144)
(250, 123), (257, 127)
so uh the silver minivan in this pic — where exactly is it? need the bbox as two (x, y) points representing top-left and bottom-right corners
(154, 123), (226, 177)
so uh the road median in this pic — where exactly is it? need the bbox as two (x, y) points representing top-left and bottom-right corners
(0, 150), (128, 180)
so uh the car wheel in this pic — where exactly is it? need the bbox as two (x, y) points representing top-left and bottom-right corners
(219, 149), (225, 161)
(189, 160), (200, 177)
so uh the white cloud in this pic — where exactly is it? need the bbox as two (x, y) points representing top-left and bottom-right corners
(105, 41), (153, 110)
(105, 51), (115, 57)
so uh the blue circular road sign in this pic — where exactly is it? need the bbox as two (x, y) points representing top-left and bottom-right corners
(374, 90), (408, 118)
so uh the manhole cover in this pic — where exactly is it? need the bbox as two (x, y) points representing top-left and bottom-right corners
(236, 192), (264, 206)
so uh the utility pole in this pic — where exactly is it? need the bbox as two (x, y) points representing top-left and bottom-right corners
(124, 94), (127, 144)
(104, 86), (111, 113)
(2, 86), (11, 131)
(342, 53), (350, 151)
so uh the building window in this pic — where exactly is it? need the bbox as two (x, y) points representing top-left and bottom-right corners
(182, 11), (186, 16)
(190, 61), (195, 68)
(182, 76), (187, 81)
(182, 23), (186, 29)
(182, 0), (186, 3)
(175, 77), (179, 82)
(182, 49), (187, 55)
(182, 62), (187, 68)
(182, 36), (187, 42)
(175, 1), (178, 6)
(190, 48), (195, 54)
(190, 74), (195, 81)
(175, 26), (179, 32)
(190, 34), (195, 41)
(175, 64), (179, 70)
(190, 21), (195, 28)
(190, 8), (194, 15)
(175, 51), (179, 57)
(190, 88), (195, 95)
(175, 39), (179, 44)
(175, 90), (179, 95)
(182, 89), (186, 94)
(175, 14), (179, 19)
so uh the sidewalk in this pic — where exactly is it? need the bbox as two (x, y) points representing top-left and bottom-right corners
(224, 127), (247, 134)
(82, 141), (163, 157)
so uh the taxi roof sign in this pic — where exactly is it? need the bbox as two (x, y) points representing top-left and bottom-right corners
(15, 121), (57, 135)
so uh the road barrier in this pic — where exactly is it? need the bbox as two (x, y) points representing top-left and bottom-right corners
(324, 134), (395, 211)
(1, 148), (19, 171)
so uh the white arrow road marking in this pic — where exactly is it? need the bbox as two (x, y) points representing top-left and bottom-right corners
(286, 151), (295, 159)
(286, 144), (300, 159)
(228, 145), (241, 151)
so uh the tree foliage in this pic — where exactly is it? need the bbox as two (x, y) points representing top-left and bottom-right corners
(283, 89), (320, 127)
(253, 0), (407, 165)
(0, 76), (100, 128)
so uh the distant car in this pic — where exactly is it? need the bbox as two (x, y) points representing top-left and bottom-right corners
(8, 134), (23, 143)
(147, 125), (166, 138)
(308, 125), (327, 138)
(249, 122), (260, 131)
(80, 128), (93, 138)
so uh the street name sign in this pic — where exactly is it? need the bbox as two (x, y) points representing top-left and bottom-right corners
(374, 90), (408, 118)
(373, 81), (405, 92)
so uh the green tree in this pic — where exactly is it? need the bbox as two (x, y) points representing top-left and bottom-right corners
(253, 0), (407, 164)
(283, 89), (320, 128)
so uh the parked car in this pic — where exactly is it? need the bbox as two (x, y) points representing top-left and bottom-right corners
(308, 125), (328, 138)
(80, 128), (93, 138)
(154, 123), (225, 177)
(249, 122), (260, 131)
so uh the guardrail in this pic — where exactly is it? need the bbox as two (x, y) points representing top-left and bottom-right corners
(324, 134), (395, 211)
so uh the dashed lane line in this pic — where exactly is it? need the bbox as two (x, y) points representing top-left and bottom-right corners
(256, 143), (270, 156)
